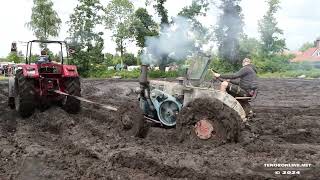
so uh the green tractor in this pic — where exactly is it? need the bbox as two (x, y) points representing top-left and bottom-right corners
(121, 54), (254, 145)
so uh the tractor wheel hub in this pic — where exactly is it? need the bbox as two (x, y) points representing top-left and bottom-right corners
(194, 119), (214, 140)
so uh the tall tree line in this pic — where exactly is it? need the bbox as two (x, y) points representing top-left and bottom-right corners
(25, 0), (287, 74)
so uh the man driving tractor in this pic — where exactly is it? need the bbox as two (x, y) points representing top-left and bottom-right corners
(37, 49), (51, 64)
(213, 58), (258, 97)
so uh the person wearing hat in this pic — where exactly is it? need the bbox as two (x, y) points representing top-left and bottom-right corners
(213, 58), (258, 97)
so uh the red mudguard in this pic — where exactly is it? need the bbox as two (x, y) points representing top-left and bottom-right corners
(62, 65), (79, 77)
(22, 64), (40, 78)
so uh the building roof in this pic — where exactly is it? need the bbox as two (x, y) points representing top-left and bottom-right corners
(291, 47), (320, 62)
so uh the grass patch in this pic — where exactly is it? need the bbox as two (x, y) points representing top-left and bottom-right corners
(87, 69), (180, 79)
(88, 68), (320, 79)
(0, 76), (8, 80)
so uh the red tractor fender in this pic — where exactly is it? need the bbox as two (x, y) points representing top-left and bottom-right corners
(21, 64), (40, 78)
(62, 65), (79, 77)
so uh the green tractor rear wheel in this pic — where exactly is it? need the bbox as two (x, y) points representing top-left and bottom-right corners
(176, 98), (241, 146)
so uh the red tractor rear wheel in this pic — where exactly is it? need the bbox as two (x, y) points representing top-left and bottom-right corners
(14, 69), (36, 118)
(62, 77), (81, 114)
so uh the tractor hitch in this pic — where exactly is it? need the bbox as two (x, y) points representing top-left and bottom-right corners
(53, 90), (118, 112)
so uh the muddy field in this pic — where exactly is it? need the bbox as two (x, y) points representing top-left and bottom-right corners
(0, 78), (319, 180)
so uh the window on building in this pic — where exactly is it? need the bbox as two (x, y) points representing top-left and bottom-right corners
(313, 50), (320, 56)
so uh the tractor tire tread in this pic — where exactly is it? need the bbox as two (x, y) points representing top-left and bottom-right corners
(15, 69), (36, 118)
(63, 77), (81, 114)
(176, 98), (241, 146)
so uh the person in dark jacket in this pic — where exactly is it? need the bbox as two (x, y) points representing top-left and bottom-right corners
(213, 58), (258, 97)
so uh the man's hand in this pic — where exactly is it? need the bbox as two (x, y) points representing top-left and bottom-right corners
(213, 73), (220, 78)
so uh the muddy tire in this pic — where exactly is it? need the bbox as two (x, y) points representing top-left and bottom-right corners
(8, 97), (15, 109)
(14, 69), (36, 118)
(176, 98), (241, 146)
(238, 100), (252, 116)
(119, 102), (149, 138)
(63, 78), (81, 114)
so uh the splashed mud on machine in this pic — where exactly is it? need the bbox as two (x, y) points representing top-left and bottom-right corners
(122, 54), (253, 145)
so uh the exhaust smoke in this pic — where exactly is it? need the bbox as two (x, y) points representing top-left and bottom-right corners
(141, 16), (208, 65)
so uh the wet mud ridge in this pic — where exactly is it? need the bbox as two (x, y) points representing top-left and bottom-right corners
(1, 78), (320, 179)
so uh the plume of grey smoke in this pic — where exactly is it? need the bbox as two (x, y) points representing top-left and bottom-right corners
(141, 16), (204, 65)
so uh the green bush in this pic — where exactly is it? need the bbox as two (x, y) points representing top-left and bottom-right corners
(287, 62), (313, 71)
(252, 54), (293, 73)
(122, 53), (138, 66)
(149, 70), (179, 78)
(210, 56), (241, 73)
(86, 68), (179, 79)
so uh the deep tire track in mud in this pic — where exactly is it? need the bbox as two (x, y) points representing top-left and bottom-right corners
(0, 78), (320, 179)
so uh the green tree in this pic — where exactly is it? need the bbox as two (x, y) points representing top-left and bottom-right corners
(104, 0), (134, 59)
(215, 0), (244, 64)
(178, 0), (209, 25)
(154, 0), (169, 26)
(258, 0), (286, 56)
(67, 0), (104, 76)
(112, 54), (122, 65)
(27, 0), (61, 46)
(239, 35), (261, 60)
(104, 53), (114, 66)
(122, 53), (137, 66)
(7, 52), (23, 63)
(68, 0), (103, 47)
(178, 0), (210, 46)
(131, 8), (158, 49)
(299, 42), (313, 52)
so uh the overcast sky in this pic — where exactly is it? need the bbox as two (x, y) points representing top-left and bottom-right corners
(0, 0), (319, 57)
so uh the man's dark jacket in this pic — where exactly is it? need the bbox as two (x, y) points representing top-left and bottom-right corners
(220, 64), (258, 91)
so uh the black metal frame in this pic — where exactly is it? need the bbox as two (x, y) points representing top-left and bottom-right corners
(25, 40), (69, 65)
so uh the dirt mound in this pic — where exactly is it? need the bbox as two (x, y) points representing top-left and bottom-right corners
(1, 78), (320, 179)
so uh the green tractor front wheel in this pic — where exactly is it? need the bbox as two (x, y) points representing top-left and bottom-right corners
(118, 102), (149, 138)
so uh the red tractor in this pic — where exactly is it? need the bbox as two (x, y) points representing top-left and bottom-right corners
(8, 40), (81, 118)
